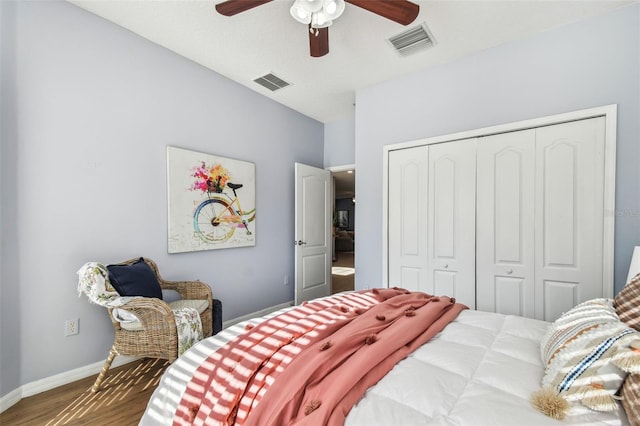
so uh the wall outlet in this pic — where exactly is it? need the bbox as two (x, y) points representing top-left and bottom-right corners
(65, 318), (79, 336)
(284, 275), (289, 285)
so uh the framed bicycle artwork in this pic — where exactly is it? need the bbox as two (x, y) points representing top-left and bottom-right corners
(167, 146), (256, 253)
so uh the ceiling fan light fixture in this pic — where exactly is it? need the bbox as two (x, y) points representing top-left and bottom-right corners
(304, 0), (324, 12)
(290, 0), (344, 28)
(290, 1), (312, 24)
(323, 0), (345, 20)
(311, 12), (331, 29)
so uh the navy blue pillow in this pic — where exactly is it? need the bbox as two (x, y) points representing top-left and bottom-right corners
(107, 258), (163, 299)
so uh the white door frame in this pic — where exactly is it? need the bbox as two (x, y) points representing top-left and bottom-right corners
(328, 163), (356, 252)
(327, 163), (356, 224)
(382, 104), (617, 297)
(328, 164), (356, 173)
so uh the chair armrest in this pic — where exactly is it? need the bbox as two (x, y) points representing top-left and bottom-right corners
(110, 298), (175, 331)
(160, 279), (212, 303)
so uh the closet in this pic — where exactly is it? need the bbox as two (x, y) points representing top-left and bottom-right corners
(386, 111), (614, 322)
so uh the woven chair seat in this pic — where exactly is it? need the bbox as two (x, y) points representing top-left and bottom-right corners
(119, 299), (209, 331)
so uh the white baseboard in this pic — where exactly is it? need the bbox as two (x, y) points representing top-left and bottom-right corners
(1, 301), (295, 414)
(0, 388), (21, 414)
(222, 300), (294, 329)
(0, 355), (138, 413)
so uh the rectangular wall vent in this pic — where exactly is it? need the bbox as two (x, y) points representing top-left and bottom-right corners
(253, 73), (290, 91)
(388, 23), (436, 56)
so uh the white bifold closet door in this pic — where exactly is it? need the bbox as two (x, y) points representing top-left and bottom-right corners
(388, 139), (476, 309)
(476, 117), (605, 321)
(388, 146), (429, 293)
(476, 130), (536, 318)
(427, 139), (476, 309)
(388, 116), (606, 321)
(533, 118), (605, 321)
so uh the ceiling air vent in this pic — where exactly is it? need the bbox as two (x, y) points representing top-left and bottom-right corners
(253, 73), (290, 91)
(388, 23), (436, 56)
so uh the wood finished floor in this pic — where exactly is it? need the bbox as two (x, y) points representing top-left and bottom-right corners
(0, 358), (169, 426)
(332, 250), (354, 294)
(2, 260), (355, 425)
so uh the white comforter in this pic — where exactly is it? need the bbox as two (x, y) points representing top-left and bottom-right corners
(140, 308), (629, 425)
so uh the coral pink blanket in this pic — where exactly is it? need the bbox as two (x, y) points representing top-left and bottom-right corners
(174, 289), (467, 426)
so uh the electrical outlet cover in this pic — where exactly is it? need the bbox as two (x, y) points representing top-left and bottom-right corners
(65, 318), (79, 336)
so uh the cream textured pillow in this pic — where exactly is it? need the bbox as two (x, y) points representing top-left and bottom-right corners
(533, 299), (640, 419)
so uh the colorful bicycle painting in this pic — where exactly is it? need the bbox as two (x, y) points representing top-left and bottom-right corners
(190, 161), (256, 243)
(166, 146), (256, 253)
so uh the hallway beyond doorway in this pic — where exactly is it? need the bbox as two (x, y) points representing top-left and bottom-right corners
(332, 251), (354, 294)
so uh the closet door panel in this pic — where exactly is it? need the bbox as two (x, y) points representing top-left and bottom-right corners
(544, 143), (577, 265)
(400, 267), (422, 291)
(494, 277), (526, 316)
(476, 130), (535, 317)
(428, 139), (476, 308)
(544, 281), (578, 323)
(434, 271), (457, 301)
(388, 146), (429, 292)
(535, 117), (605, 321)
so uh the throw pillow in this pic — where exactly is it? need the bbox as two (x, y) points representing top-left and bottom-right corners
(107, 258), (163, 299)
(614, 272), (640, 331)
(622, 374), (640, 426)
(532, 298), (640, 419)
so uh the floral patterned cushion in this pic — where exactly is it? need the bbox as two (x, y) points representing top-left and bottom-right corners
(77, 262), (135, 307)
(119, 300), (208, 330)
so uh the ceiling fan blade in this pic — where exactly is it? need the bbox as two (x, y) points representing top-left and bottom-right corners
(345, 0), (419, 26)
(309, 26), (329, 58)
(215, 0), (273, 17)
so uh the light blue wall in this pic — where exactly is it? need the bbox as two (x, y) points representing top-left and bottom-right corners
(0, 0), (21, 402)
(324, 115), (355, 167)
(0, 0), (323, 394)
(354, 4), (640, 294)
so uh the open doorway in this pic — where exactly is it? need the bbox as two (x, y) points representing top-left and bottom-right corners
(331, 167), (355, 294)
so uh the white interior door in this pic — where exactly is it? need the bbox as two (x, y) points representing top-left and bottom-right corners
(427, 138), (477, 308)
(476, 129), (536, 317)
(294, 163), (331, 305)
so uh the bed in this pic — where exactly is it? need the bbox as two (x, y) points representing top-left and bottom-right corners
(140, 288), (632, 425)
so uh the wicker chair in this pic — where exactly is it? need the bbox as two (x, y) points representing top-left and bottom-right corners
(92, 257), (213, 392)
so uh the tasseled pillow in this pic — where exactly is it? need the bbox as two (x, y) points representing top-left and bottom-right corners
(532, 298), (640, 419)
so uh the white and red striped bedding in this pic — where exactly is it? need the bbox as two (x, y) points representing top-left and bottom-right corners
(174, 290), (382, 425)
(173, 289), (465, 425)
(140, 291), (629, 426)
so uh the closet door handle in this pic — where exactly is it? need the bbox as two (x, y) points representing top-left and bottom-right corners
(506, 269), (513, 275)
(443, 264), (449, 269)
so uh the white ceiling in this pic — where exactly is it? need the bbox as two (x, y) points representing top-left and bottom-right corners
(69, 0), (634, 123)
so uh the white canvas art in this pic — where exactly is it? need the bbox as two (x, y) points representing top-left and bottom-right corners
(167, 146), (256, 253)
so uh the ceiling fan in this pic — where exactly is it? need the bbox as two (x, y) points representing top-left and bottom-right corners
(215, 0), (419, 57)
